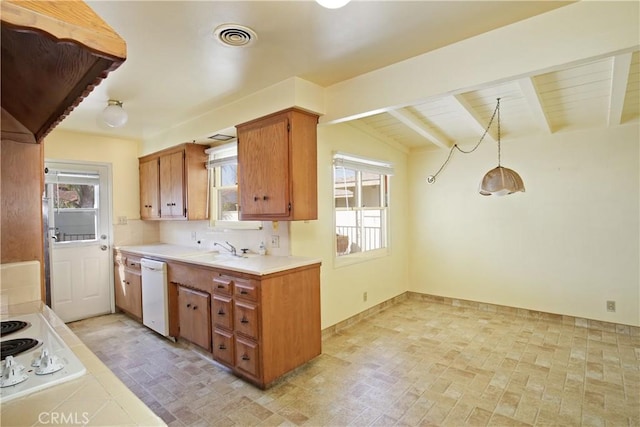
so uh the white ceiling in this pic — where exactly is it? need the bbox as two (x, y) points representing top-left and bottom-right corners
(57, 1), (639, 151)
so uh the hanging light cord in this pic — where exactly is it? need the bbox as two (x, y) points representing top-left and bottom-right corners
(427, 98), (501, 184)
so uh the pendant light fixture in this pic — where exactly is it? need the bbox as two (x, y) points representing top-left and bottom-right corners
(315, 0), (350, 9)
(478, 98), (525, 196)
(426, 98), (525, 196)
(101, 99), (128, 128)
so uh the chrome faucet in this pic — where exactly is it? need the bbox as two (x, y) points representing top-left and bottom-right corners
(214, 241), (237, 256)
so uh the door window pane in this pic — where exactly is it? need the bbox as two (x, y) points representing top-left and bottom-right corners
(53, 183), (98, 242)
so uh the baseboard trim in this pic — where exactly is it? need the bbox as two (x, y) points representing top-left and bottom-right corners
(322, 291), (639, 339)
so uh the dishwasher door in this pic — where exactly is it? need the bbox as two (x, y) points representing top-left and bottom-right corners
(140, 258), (170, 337)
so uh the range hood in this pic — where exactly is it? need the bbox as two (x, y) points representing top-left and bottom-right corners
(1, 0), (127, 144)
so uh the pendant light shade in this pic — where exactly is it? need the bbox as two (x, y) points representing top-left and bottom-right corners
(101, 100), (128, 128)
(479, 166), (525, 196)
(478, 98), (525, 196)
(427, 97), (525, 195)
(315, 0), (350, 8)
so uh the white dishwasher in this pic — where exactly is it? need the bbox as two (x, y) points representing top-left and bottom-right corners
(140, 258), (171, 338)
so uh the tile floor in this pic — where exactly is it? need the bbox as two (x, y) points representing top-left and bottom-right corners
(69, 297), (640, 427)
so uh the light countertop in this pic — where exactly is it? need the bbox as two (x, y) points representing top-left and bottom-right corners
(0, 301), (165, 427)
(117, 244), (322, 276)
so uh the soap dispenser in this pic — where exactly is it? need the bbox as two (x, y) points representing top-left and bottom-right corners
(258, 241), (266, 256)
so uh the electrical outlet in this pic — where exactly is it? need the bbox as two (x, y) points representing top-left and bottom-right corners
(191, 231), (197, 241)
(271, 235), (280, 248)
(363, 292), (368, 302)
(606, 300), (616, 312)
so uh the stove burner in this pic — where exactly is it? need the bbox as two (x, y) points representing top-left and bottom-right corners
(0, 321), (29, 337)
(1, 338), (40, 360)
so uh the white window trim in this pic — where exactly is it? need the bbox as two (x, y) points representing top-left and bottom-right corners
(206, 143), (262, 231)
(332, 152), (392, 268)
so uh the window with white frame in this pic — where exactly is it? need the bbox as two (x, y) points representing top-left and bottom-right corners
(207, 143), (261, 229)
(333, 152), (393, 257)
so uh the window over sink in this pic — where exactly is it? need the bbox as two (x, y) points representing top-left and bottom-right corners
(207, 143), (262, 230)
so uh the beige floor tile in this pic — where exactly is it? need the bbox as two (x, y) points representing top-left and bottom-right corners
(69, 299), (640, 426)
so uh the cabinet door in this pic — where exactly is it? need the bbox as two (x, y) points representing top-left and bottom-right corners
(114, 266), (142, 319)
(238, 114), (290, 217)
(178, 287), (211, 351)
(139, 158), (160, 219)
(160, 151), (185, 218)
(126, 273), (143, 319)
(114, 264), (126, 311)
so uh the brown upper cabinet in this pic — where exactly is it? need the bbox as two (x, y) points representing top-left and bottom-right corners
(236, 108), (319, 221)
(138, 143), (208, 220)
(1, 1), (126, 144)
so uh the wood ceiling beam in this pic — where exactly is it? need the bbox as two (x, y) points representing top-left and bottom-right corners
(451, 95), (497, 143)
(518, 77), (552, 134)
(608, 53), (633, 127)
(386, 108), (452, 149)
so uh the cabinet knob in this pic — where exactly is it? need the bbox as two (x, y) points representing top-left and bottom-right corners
(241, 354), (250, 361)
(193, 305), (198, 310)
(171, 202), (176, 206)
(166, 203), (171, 207)
(240, 317), (249, 324)
(186, 303), (191, 308)
(218, 309), (225, 315)
(219, 344), (226, 350)
(253, 196), (258, 202)
(240, 289), (248, 295)
(263, 195), (268, 200)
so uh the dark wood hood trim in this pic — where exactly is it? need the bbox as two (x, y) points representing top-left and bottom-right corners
(1, 0), (127, 143)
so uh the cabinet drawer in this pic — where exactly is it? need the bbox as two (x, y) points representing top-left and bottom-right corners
(212, 329), (234, 367)
(212, 294), (233, 330)
(212, 276), (232, 295)
(234, 301), (259, 340)
(233, 278), (259, 302)
(126, 256), (142, 271)
(235, 336), (260, 378)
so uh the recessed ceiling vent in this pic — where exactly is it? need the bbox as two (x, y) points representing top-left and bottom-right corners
(213, 24), (257, 47)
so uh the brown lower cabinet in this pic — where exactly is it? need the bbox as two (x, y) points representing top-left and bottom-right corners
(114, 253), (142, 320)
(178, 286), (212, 352)
(114, 250), (321, 389)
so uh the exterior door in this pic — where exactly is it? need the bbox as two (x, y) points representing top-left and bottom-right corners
(45, 161), (113, 322)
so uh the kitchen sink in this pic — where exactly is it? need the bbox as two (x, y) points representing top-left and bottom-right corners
(180, 252), (249, 262)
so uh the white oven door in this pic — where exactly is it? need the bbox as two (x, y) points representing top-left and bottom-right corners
(45, 161), (113, 322)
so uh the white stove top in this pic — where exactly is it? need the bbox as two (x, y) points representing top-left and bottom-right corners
(0, 312), (86, 402)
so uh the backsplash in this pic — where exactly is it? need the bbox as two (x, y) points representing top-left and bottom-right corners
(113, 219), (160, 246)
(113, 218), (291, 256)
(159, 220), (291, 256)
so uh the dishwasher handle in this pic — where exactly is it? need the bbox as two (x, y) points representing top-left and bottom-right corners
(140, 258), (167, 272)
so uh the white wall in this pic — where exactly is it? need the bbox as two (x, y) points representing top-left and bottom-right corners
(408, 125), (639, 326)
(291, 122), (410, 328)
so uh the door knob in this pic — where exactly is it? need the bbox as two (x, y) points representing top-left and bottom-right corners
(100, 245), (108, 251)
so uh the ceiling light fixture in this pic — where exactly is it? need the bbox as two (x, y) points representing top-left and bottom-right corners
(427, 98), (525, 196)
(315, 0), (351, 9)
(101, 100), (128, 128)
